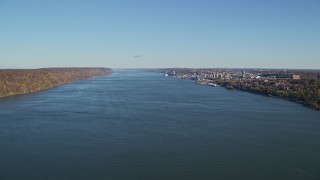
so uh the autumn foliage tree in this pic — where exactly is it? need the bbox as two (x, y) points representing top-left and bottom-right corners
(0, 68), (112, 97)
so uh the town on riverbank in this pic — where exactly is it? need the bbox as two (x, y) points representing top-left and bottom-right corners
(152, 68), (320, 110)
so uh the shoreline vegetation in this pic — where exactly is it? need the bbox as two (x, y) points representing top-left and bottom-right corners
(0, 67), (112, 98)
(151, 68), (320, 111)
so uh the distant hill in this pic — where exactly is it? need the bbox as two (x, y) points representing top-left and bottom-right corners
(0, 68), (112, 98)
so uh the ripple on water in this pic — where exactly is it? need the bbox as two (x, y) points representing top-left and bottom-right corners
(0, 71), (320, 180)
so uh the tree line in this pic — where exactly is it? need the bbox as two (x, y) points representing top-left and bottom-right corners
(216, 79), (320, 110)
(0, 68), (112, 97)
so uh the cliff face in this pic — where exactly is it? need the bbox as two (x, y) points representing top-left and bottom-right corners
(0, 68), (113, 97)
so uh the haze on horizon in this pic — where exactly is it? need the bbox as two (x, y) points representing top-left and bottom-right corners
(0, 0), (319, 69)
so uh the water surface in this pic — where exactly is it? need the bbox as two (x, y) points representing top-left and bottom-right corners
(1, 71), (320, 180)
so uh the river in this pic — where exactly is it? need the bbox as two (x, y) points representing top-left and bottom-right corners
(0, 70), (319, 180)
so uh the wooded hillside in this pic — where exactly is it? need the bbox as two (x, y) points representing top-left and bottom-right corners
(0, 68), (112, 97)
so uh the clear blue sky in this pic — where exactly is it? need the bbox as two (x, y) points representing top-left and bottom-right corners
(0, 0), (319, 69)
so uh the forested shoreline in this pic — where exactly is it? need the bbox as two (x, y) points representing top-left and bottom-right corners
(0, 68), (112, 97)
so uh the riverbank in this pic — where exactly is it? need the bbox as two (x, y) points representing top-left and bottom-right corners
(155, 68), (320, 111)
(0, 68), (112, 98)
(220, 83), (320, 110)
(189, 79), (319, 110)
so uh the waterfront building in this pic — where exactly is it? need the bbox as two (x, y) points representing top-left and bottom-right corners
(291, 75), (300, 80)
(242, 71), (246, 79)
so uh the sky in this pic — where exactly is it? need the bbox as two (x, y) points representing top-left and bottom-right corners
(0, 0), (319, 69)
